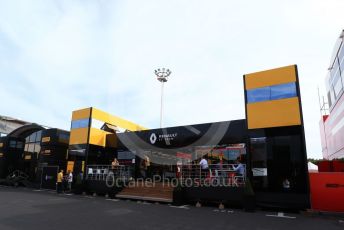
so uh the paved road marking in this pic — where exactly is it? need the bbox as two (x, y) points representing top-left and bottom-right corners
(169, 205), (189, 209)
(266, 212), (296, 219)
(106, 199), (119, 202)
(82, 196), (95, 199)
(213, 209), (234, 213)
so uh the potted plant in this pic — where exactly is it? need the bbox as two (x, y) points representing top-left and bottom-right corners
(243, 178), (256, 212)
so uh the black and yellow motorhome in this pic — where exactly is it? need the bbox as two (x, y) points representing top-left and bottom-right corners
(67, 107), (146, 175)
(0, 125), (69, 188)
(0, 65), (310, 209)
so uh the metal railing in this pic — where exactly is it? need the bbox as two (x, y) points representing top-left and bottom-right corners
(86, 165), (133, 182)
(180, 164), (246, 187)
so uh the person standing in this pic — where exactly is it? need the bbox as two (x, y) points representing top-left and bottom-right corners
(111, 158), (119, 170)
(140, 158), (147, 179)
(199, 156), (209, 179)
(56, 170), (64, 194)
(145, 156), (151, 178)
(282, 178), (290, 192)
(67, 171), (73, 192)
(233, 159), (245, 176)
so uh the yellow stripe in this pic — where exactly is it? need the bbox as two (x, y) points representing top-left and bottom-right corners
(42, 137), (50, 143)
(247, 97), (301, 129)
(91, 108), (147, 131)
(69, 128), (89, 145)
(88, 128), (108, 147)
(72, 108), (91, 121)
(245, 65), (297, 90)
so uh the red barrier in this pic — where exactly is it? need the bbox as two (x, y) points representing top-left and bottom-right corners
(309, 172), (344, 212)
(318, 161), (332, 172)
(332, 161), (344, 172)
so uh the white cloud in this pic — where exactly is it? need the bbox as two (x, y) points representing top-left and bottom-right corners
(0, 0), (343, 159)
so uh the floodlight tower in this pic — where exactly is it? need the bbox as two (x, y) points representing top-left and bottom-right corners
(154, 68), (171, 128)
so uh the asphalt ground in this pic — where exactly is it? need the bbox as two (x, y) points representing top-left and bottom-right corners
(0, 186), (343, 230)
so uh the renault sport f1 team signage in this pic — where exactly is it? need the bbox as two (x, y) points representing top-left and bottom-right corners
(149, 132), (178, 144)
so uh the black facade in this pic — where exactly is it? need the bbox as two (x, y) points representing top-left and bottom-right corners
(115, 118), (309, 209)
(0, 126), (69, 183)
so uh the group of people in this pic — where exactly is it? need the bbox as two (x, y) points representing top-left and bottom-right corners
(199, 156), (245, 177)
(56, 170), (73, 193)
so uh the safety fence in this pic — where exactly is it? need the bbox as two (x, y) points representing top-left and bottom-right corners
(86, 165), (133, 182)
(179, 164), (246, 187)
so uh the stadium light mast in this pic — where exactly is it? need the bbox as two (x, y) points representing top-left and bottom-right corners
(154, 68), (171, 128)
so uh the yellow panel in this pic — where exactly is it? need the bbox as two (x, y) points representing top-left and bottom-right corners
(245, 65), (297, 90)
(72, 108), (91, 121)
(42, 137), (50, 143)
(247, 97), (301, 129)
(42, 149), (51, 155)
(0, 153), (3, 157)
(69, 128), (89, 145)
(89, 128), (108, 147)
(91, 108), (147, 131)
(67, 161), (74, 172)
(0, 143), (3, 147)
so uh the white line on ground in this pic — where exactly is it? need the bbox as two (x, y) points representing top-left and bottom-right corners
(169, 205), (189, 209)
(82, 196), (94, 199)
(266, 212), (296, 219)
(106, 199), (119, 202)
(213, 209), (234, 213)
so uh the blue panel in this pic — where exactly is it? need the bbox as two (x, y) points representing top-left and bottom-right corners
(270, 82), (297, 100)
(71, 119), (89, 129)
(247, 82), (297, 103)
(246, 86), (270, 103)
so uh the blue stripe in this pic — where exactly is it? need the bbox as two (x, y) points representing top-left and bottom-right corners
(247, 82), (297, 104)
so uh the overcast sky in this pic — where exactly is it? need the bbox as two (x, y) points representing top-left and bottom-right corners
(0, 0), (343, 158)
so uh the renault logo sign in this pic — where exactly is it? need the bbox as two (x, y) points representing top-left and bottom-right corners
(149, 133), (157, 144)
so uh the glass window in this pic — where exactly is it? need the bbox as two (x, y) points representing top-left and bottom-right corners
(247, 86), (270, 103)
(247, 82), (297, 103)
(71, 119), (89, 129)
(330, 86), (336, 107)
(28, 144), (34, 153)
(327, 91), (332, 108)
(333, 70), (343, 98)
(250, 137), (268, 190)
(59, 133), (70, 140)
(270, 82), (297, 100)
(33, 144), (41, 154)
(338, 44), (344, 73)
(16, 141), (23, 149)
(24, 144), (29, 152)
(35, 131), (42, 142)
(9, 140), (16, 148)
(29, 133), (36, 143)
